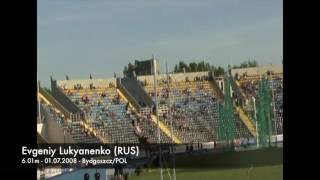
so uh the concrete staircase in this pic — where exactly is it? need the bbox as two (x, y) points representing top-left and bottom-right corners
(117, 89), (182, 144)
(235, 106), (257, 137)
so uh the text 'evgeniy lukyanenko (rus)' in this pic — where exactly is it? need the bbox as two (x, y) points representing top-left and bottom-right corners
(21, 146), (139, 158)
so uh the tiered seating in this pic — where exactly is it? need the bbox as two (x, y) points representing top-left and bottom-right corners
(237, 75), (260, 95)
(234, 112), (254, 138)
(128, 108), (172, 143)
(40, 102), (101, 143)
(63, 86), (139, 143)
(142, 79), (220, 143)
(237, 76), (260, 120)
(66, 121), (101, 143)
(236, 73), (283, 135)
(270, 76), (283, 135)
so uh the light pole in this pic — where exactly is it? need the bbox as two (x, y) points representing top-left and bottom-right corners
(166, 61), (176, 180)
(153, 56), (163, 180)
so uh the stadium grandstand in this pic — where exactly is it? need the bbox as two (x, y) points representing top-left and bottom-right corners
(231, 64), (283, 137)
(37, 59), (283, 180)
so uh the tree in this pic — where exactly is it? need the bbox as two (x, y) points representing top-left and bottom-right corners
(189, 62), (198, 72)
(197, 61), (205, 71)
(209, 65), (215, 72)
(205, 62), (210, 71)
(240, 61), (249, 68)
(178, 61), (188, 72)
(122, 62), (138, 77)
(232, 60), (258, 69)
(233, 65), (240, 69)
(248, 60), (258, 67)
(127, 62), (135, 77)
(228, 64), (232, 75)
(214, 66), (225, 76)
(172, 60), (225, 74)
(186, 66), (191, 72)
(123, 66), (128, 77)
(174, 65), (179, 73)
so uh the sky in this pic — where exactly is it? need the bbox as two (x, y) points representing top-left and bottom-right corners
(38, 0), (283, 87)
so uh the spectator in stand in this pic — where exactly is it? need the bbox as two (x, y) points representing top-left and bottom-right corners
(125, 102), (129, 110)
(89, 83), (95, 89)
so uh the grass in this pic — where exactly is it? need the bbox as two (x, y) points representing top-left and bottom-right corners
(129, 165), (283, 180)
(174, 147), (283, 168)
(130, 148), (283, 180)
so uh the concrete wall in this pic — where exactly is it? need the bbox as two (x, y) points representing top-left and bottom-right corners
(55, 72), (209, 88)
(45, 114), (75, 143)
(117, 78), (141, 111)
(39, 105), (75, 143)
(137, 71), (210, 84)
(57, 78), (116, 89)
(51, 79), (82, 115)
(231, 64), (283, 77)
(120, 77), (155, 108)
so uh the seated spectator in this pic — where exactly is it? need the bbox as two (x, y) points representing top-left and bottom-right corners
(109, 82), (115, 88)
(84, 95), (89, 104)
(89, 83), (95, 89)
(67, 90), (73, 96)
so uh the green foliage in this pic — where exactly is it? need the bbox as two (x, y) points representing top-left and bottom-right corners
(233, 60), (258, 69)
(123, 62), (137, 77)
(123, 59), (259, 77)
(189, 62), (198, 72)
(130, 148), (283, 180)
(130, 165), (283, 180)
(172, 60), (224, 76)
(123, 66), (128, 77)
(218, 77), (236, 142)
(214, 66), (225, 77)
(256, 78), (274, 148)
